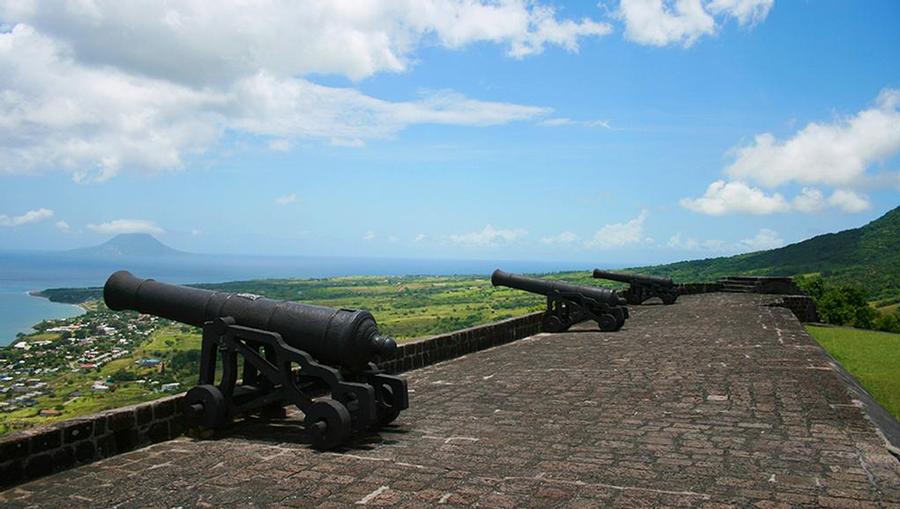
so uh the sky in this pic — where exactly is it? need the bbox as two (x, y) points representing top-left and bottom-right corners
(0, 0), (898, 265)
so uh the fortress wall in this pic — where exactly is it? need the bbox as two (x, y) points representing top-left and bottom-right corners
(0, 311), (545, 488)
(0, 394), (185, 488)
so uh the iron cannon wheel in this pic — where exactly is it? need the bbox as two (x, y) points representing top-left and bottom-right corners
(305, 399), (352, 450)
(596, 313), (619, 332)
(374, 383), (402, 427)
(541, 314), (565, 333)
(610, 308), (626, 328)
(184, 384), (228, 430)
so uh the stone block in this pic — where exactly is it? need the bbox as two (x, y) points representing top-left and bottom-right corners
(74, 440), (95, 463)
(136, 404), (153, 426)
(30, 429), (61, 454)
(107, 408), (136, 431)
(153, 398), (175, 420)
(51, 446), (75, 471)
(24, 453), (53, 479)
(0, 433), (31, 461)
(62, 419), (94, 444)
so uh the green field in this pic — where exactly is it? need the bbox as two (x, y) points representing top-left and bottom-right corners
(806, 325), (900, 420)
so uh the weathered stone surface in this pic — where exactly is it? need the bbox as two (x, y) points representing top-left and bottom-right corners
(28, 430), (61, 454)
(1, 294), (898, 508)
(60, 419), (93, 444)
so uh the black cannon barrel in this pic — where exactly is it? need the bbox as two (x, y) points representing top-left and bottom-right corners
(593, 269), (673, 286)
(491, 269), (625, 306)
(103, 271), (396, 372)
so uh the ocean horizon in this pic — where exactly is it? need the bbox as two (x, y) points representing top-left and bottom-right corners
(0, 251), (619, 346)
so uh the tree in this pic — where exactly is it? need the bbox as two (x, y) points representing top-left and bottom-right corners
(818, 286), (877, 329)
(795, 274), (826, 300)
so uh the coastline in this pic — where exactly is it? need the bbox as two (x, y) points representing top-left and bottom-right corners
(26, 290), (91, 311)
(0, 290), (86, 347)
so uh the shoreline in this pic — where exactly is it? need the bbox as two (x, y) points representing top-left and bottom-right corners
(26, 290), (91, 311)
(0, 291), (88, 346)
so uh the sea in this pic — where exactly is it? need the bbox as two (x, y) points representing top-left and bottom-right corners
(0, 251), (604, 346)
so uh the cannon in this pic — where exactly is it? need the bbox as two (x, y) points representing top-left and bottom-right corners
(592, 269), (678, 305)
(103, 271), (408, 450)
(491, 269), (629, 332)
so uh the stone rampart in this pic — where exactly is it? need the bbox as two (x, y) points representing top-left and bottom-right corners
(0, 311), (544, 488)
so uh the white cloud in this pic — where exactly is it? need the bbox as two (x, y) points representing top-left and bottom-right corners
(267, 139), (291, 152)
(726, 88), (900, 188)
(707, 0), (774, 26)
(679, 180), (790, 215)
(388, 235), (398, 243)
(792, 187), (826, 213)
(87, 219), (164, 235)
(737, 228), (783, 251)
(55, 220), (71, 233)
(540, 231), (579, 244)
(668, 233), (731, 252)
(539, 117), (610, 128)
(362, 230), (376, 241)
(0, 207), (53, 227)
(449, 224), (527, 246)
(1, 1), (607, 180)
(413, 233), (427, 242)
(828, 189), (870, 213)
(275, 193), (297, 205)
(616, 0), (772, 47)
(668, 228), (782, 253)
(1, 1), (611, 83)
(586, 210), (651, 248)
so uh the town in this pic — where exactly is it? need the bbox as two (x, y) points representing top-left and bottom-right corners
(0, 305), (192, 433)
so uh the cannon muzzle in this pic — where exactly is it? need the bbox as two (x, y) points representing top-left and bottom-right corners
(104, 270), (395, 372)
(593, 269), (673, 287)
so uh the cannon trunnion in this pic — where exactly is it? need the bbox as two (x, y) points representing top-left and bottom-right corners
(103, 271), (408, 450)
(592, 269), (679, 305)
(491, 269), (629, 332)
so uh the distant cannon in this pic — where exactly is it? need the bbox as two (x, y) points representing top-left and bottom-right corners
(491, 269), (629, 332)
(592, 269), (678, 305)
(103, 270), (408, 450)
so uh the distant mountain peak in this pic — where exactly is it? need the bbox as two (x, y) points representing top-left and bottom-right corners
(69, 233), (186, 257)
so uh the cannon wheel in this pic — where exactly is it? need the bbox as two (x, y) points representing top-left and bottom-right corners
(596, 313), (619, 332)
(305, 399), (352, 450)
(608, 307), (626, 329)
(374, 383), (402, 427)
(542, 314), (565, 332)
(184, 384), (228, 430)
(661, 292), (678, 305)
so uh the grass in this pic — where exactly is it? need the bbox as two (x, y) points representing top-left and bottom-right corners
(806, 325), (900, 420)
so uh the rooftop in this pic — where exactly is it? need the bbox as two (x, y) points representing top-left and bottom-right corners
(2, 293), (899, 507)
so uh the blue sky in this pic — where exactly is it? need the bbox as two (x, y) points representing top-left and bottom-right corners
(0, 0), (898, 265)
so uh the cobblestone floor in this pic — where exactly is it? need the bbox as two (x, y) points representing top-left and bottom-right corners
(2, 293), (898, 508)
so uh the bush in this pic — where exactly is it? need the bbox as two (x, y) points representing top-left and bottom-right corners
(795, 274), (826, 300)
(818, 285), (877, 329)
(874, 310), (900, 333)
(108, 368), (138, 383)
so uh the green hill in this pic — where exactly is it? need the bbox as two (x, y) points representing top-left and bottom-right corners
(636, 206), (900, 301)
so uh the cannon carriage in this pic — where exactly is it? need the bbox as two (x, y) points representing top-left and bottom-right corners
(103, 271), (408, 450)
(592, 269), (678, 305)
(491, 269), (629, 332)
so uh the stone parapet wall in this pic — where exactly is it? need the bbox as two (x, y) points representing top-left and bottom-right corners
(0, 311), (545, 489)
(767, 295), (820, 323)
(379, 311), (544, 374)
(676, 282), (724, 295)
(0, 395), (185, 488)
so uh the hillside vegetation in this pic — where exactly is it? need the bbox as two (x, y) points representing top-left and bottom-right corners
(635, 206), (900, 301)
